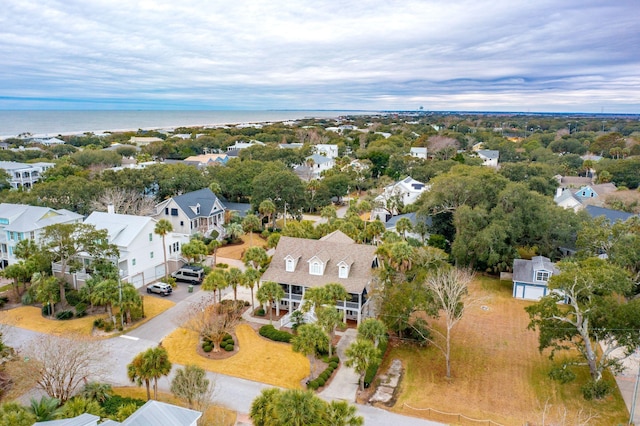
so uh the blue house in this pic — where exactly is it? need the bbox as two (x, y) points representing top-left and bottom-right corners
(512, 256), (560, 301)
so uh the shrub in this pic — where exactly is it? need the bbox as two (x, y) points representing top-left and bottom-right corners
(75, 302), (87, 318)
(259, 325), (292, 343)
(307, 380), (319, 390)
(94, 318), (105, 329)
(65, 290), (82, 306)
(329, 356), (339, 364)
(216, 263), (229, 269)
(223, 333), (233, 341)
(56, 310), (74, 320)
(21, 292), (34, 305)
(103, 322), (114, 332)
(548, 365), (576, 384)
(329, 361), (338, 369)
(224, 344), (234, 351)
(162, 276), (177, 288)
(364, 339), (388, 387)
(42, 304), (52, 316)
(101, 395), (145, 416)
(317, 378), (326, 387)
(581, 379), (613, 400)
(255, 308), (265, 316)
(203, 345), (213, 353)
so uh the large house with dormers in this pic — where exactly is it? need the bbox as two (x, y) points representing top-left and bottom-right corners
(152, 188), (226, 239)
(260, 230), (378, 326)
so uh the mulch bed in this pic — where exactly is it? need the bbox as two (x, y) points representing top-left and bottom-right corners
(196, 330), (239, 360)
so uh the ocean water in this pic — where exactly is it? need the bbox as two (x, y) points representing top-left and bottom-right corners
(0, 110), (371, 138)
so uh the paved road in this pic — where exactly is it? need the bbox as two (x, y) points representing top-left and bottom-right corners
(2, 273), (442, 425)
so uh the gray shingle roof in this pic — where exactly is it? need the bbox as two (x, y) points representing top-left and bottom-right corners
(477, 149), (499, 159)
(170, 188), (225, 220)
(585, 205), (635, 224)
(513, 256), (559, 284)
(261, 231), (377, 294)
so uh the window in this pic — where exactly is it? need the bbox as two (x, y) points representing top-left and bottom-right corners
(535, 271), (550, 282)
(150, 251), (154, 259)
(286, 258), (295, 272)
(30, 231), (35, 239)
(180, 221), (184, 227)
(339, 264), (348, 279)
(310, 261), (321, 275)
(165, 208), (169, 215)
(132, 259), (136, 266)
(149, 233), (153, 241)
(171, 208), (178, 216)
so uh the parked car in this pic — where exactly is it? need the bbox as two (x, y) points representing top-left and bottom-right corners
(146, 282), (173, 296)
(171, 265), (204, 284)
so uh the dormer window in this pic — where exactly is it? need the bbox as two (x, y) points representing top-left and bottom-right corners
(310, 261), (322, 275)
(286, 258), (295, 272)
(339, 264), (349, 278)
(535, 271), (550, 282)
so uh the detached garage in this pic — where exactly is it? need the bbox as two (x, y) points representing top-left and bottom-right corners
(512, 256), (560, 301)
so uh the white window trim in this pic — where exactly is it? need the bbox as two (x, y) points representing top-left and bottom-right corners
(535, 270), (550, 282)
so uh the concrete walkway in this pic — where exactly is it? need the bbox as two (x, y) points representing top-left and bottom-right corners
(319, 327), (360, 402)
(614, 350), (640, 425)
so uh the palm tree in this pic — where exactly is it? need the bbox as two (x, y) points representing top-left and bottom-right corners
(28, 396), (60, 422)
(389, 241), (415, 272)
(292, 324), (328, 380)
(259, 199), (277, 231)
(224, 222), (244, 242)
(91, 279), (119, 324)
(57, 397), (103, 418)
(208, 239), (221, 266)
(357, 318), (387, 348)
(202, 269), (228, 303)
(365, 218), (386, 244)
(345, 338), (381, 391)
(242, 214), (262, 247)
(316, 307), (342, 358)
(33, 273), (59, 317)
(127, 352), (152, 400)
(256, 281), (285, 324)
(143, 347), (172, 400)
(120, 283), (142, 325)
(243, 246), (268, 271)
(80, 381), (113, 403)
(325, 400), (364, 426)
(154, 219), (173, 282)
(320, 205), (337, 224)
(249, 388), (280, 426)
(243, 267), (262, 311)
(395, 217), (413, 240)
(226, 267), (245, 302)
(275, 389), (325, 426)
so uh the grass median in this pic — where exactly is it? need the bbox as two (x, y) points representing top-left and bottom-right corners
(163, 323), (309, 389)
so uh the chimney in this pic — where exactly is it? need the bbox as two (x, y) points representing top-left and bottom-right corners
(555, 187), (563, 198)
(107, 204), (115, 214)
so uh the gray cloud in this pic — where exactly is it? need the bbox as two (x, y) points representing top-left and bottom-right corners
(1, 0), (638, 112)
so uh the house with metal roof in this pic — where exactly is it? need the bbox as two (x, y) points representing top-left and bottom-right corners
(512, 256), (561, 301)
(152, 188), (226, 239)
(370, 176), (429, 221)
(260, 230), (378, 326)
(477, 149), (500, 167)
(0, 203), (83, 268)
(34, 400), (201, 426)
(0, 161), (55, 190)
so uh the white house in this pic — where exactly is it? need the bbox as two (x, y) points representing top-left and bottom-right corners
(260, 230), (378, 326)
(129, 136), (163, 146)
(314, 144), (339, 158)
(370, 176), (429, 221)
(0, 161), (55, 190)
(512, 256), (560, 301)
(477, 150), (500, 167)
(226, 140), (265, 151)
(32, 137), (65, 146)
(0, 203), (83, 268)
(409, 147), (428, 159)
(152, 188), (226, 238)
(295, 154), (335, 180)
(80, 210), (187, 288)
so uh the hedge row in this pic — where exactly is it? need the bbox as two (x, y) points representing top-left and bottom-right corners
(364, 339), (388, 387)
(259, 325), (292, 343)
(307, 356), (340, 390)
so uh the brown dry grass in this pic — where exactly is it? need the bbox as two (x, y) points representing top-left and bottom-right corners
(216, 235), (268, 260)
(162, 323), (309, 389)
(113, 387), (236, 426)
(387, 276), (628, 426)
(0, 296), (174, 337)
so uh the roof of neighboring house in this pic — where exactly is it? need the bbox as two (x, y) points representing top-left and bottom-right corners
(581, 154), (603, 161)
(121, 400), (201, 426)
(261, 231), (377, 294)
(183, 153), (229, 165)
(0, 203), (82, 233)
(477, 149), (499, 159)
(554, 189), (582, 206)
(84, 212), (154, 247)
(168, 188), (226, 220)
(103, 144), (141, 152)
(307, 154), (333, 165)
(279, 143), (303, 149)
(129, 136), (163, 145)
(410, 147), (428, 154)
(223, 202), (252, 218)
(588, 183), (618, 196)
(585, 205), (636, 223)
(34, 413), (100, 426)
(513, 256), (560, 284)
(559, 176), (592, 188)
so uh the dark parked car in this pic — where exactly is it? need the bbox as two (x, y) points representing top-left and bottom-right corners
(146, 282), (173, 296)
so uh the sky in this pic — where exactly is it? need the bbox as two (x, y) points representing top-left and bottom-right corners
(1, 0), (639, 113)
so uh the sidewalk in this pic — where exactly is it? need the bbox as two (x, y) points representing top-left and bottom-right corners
(319, 328), (360, 402)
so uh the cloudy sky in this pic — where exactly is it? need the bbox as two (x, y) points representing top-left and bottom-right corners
(1, 0), (638, 112)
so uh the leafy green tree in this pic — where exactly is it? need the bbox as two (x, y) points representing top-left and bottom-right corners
(170, 364), (214, 409)
(357, 318), (387, 348)
(259, 199), (277, 230)
(41, 222), (118, 305)
(242, 214), (262, 246)
(181, 239), (208, 264)
(1, 262), (32, 300)
(127, 351), (153, 400)
(58, 397), (104, 419)
(251, 169), (307, 217)
(154, 219), (173, 281)
(91, 279), (119, 324)
(256, 281), (285, 324)
(292, 324), (328, 380)
(0, 402), (36, 426)
(526, 258), (640, 386)
(345, 338), (381, 391)
(33, 273), (60, 317)
(395, 217), (413, 240)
